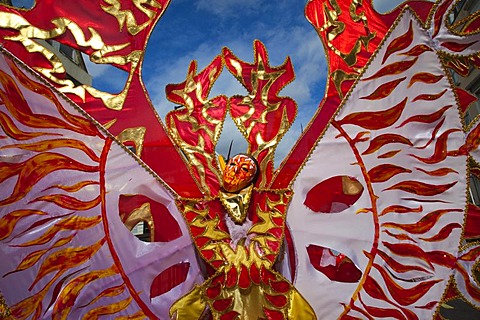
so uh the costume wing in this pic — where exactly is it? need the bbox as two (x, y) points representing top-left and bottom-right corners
(280, 1), (480, 319)
(0, 48), (202, 319)
(0, 1), (204, 318)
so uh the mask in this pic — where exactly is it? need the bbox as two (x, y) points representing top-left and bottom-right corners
(222, 154), (257, 193)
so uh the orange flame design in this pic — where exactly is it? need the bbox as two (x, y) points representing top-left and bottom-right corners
(384, 180), (457, 196)
(30, 239), (104, 290)
(412, 89), (447, 102)
(360, 77), (407, 100)
(419, 223), (461, 242)
(382, 21), (414, 64)
(31, 194), (101, 211)
(380, 204), (423, 217)
(381, 242), (434, 270)
(408, 72), (443, 87)
(383, 209), (462, 235)
(368, 164), (412, 183)
(45, 180), (99, 193)
(409, 128), (461, 164)
(0, 153), (99, 206)
(79, 284), (126, 308)
(362, 134), (413, 155)
(337, 98), (407, 130)
(0, 111), (56, 140)
(373, 263), (441, 306)
(81, 297), (134, 319)
(0, 139), (101, 162)
(4, 234), (76, 276)
(401, 44), (433, 57)
(378, 250), (431, 274)
(52, 266), (118, 319)
(12, 216), (101, 247)
(363, 58), (418, 81)
(0, 210), (47, 241)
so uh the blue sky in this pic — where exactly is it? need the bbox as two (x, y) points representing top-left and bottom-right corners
(11, 0), (414, 163)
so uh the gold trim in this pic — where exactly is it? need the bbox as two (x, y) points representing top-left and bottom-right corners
(121, 202), (155, 242)
(116, 126), (147, 157)
(219, 184), (253, 224)
(101, 0), (164, 35)
(165, 58), (227, 196)
(273, 6), (420, 189)
(0, 293), (11, 319)
(224, 41), (297, 188)
(445, 0), (480, 36)
(0, 11), (142, 110)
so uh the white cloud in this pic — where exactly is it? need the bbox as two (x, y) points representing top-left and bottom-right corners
(143, 40), (250, 157)
(216, 117), (248, 157)
(144, 42), (232, 116)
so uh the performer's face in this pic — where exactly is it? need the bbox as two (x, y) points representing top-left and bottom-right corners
(222, 154), (257, 193)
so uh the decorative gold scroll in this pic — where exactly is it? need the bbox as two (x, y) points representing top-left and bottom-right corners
(0, 11), (141, 110)
(102, 0), (164, 35)
(121, 202), (155, 242)
(0, 294), (11, 319)
(321, 0), (375, 68)
(219, 185), (254, 224)
(116, 126), (147, 157)
(331, 69), (359, 100)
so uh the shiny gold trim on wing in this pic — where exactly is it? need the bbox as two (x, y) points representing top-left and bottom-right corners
(219, 185), (254, 224)
(101, 0), (163, 35)
(320, 0), (375, 68)
(274, 6), (415, 189)
(116, 126), (147, 157)
(0, 11), (140, 110)
(0, 293), (12, 319)
(121, 202), (155, 242)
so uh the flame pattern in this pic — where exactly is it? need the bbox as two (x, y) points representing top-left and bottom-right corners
(0, 52), (201, 319)
(285, 2), (480, 319)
